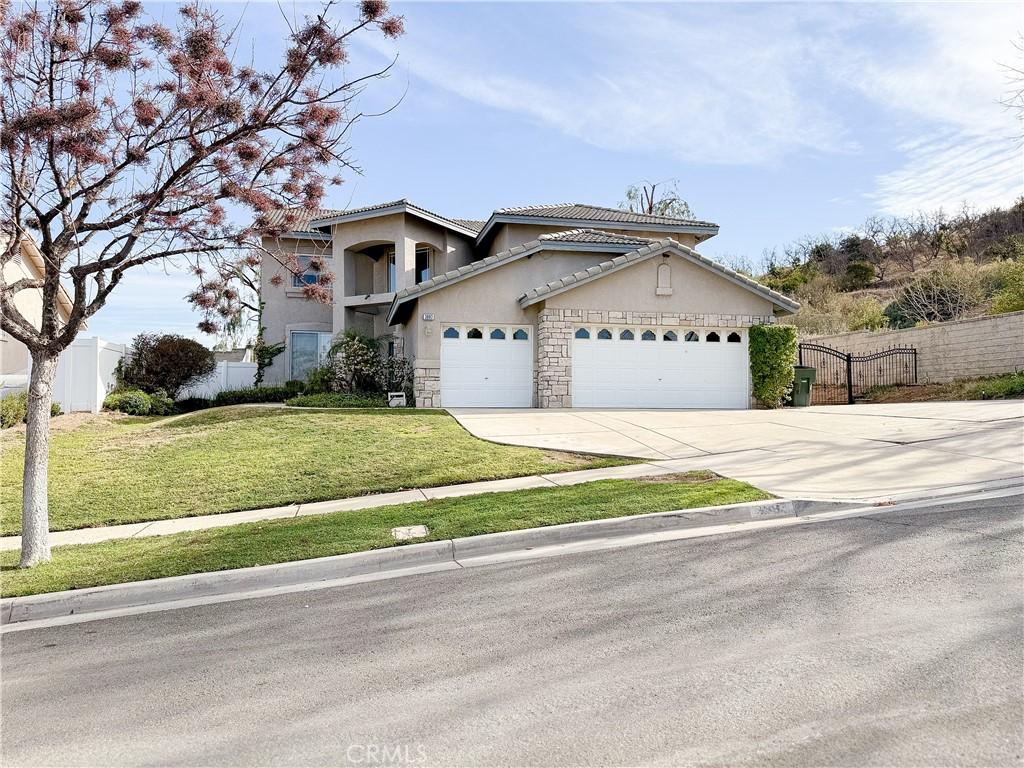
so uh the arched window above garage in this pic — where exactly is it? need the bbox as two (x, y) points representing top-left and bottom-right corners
(684, 331), (699, 342)
(597, 329), (612, 340)
(663, 330), (678, 342)
(619, 329), (634, 341)
(512, 329), (529, 340)
(727, 332), (741, 343)
(641, 330), (656, 341)
(467, 327), (483, 339)
(575, 328), (590, 339)
(443, 327), (459, 339)
(706, 331), (720, 342)
(490, 328), (506, 340)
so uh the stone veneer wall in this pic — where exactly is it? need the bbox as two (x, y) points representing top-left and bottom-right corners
(807, 311), (1024, 384)
(413, 365), (440, 408)
(536, 308), (777, 409)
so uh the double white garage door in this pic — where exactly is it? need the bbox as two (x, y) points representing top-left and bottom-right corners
(440, 324), (749, 409)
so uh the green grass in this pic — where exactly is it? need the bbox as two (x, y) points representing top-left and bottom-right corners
(0, 406), (630, 535)
(0, 473), (769, 597)
(863, 372), (1024, 403)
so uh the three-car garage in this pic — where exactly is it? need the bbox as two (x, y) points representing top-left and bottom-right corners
(439, 322), (750, 409)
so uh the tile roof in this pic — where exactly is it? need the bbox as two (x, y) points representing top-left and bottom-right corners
(518, 238), (800, 313)
(308, 199), (480, 236)
(537, 228), (656, 246)
(451, 218), (486, 233)
(260, 206), (343, 234)
(493, 202), (718, 229)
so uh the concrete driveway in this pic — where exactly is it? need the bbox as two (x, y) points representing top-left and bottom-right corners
(449, 401), (1023, 500)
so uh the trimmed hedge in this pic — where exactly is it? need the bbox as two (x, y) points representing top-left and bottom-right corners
(285, 392), (388, 408)
(749, 324), (798, 408)
(211, 386), (294, 407)
(174, 397), (213, 413)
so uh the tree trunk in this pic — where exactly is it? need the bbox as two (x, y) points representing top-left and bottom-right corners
(19, 350), (59, 568)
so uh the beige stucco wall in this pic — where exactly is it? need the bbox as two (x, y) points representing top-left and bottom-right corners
(487, 223), (698, 257)
(806, 311), (1024, 383)
(547, 255), (775, 318)
(259, 235), (333, 384)
(406, 249), (614, 367)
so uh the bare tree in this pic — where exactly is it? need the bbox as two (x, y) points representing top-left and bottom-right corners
(0, 0), (404, 566)
(620, 179), (694, 219)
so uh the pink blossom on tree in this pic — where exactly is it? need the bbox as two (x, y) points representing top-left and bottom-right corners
(0, 0), (404, 567)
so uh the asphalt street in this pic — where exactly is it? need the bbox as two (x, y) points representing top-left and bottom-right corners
(2, 494), (1022, 767)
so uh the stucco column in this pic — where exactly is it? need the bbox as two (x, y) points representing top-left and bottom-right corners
(536, 308), (573, 408)
(331, 230), (348, 336)
(397, 236), (417, 291)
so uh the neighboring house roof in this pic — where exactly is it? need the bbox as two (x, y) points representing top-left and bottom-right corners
(518, 238), (801, 314)
(387, 232), (797, 325)
(14, 237), (75, 323)
(308, 199), (481, 238)
(212, 348), (252, 363)
(475, 202), (720, 244)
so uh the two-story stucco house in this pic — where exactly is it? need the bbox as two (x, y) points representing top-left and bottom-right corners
(260, 200), (798, 409)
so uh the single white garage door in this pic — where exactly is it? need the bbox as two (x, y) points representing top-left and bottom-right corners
(440, 324), (534, 407)
(572, 326), (749, 409)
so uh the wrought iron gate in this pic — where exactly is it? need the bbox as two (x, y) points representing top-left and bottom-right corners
(798, 343), (917, 405)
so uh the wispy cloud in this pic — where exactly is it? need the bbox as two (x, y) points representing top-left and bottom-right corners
(366, 2), (1021, 213)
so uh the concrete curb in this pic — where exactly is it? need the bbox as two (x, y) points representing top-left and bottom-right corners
(2, 498), (846, 627)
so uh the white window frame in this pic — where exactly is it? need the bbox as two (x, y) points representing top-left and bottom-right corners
(289, 330), (332, 380)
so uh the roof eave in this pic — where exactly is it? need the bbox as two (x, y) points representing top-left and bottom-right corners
(518, 240), (800, 314)
(476, 214), (719, 245)
(311, 203), (479, 239)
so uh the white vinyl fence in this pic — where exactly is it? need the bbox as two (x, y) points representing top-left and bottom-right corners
(53, 336), (126, 414)
(4, 338), (257, 413)
(178, 361), (257, 399)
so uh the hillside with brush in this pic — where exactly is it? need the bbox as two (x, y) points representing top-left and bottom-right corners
(748, 200), (1024, 335)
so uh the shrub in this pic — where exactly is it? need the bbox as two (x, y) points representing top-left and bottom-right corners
(304, 362), (337, 394)
(0, 392), (28, 428)
(148, 389), (176, 416)
(988, 258), (1024, 314)
(285, 392), (388, 408)
(840, 261), (875, 291)
(175, 397), (212, 413)
(331, 330), (384, 393)
(120, 333), (216, 399)
(891, 263), (983, 325)
(284, 379), (306, 395)
(964, 372), (1024, 400)
(749, 324), (798, 408)
(103, 389), (152, 415)
(846, 297), (889, 331)
(212, 386), (293, 406)
(0, 393), (62, 427)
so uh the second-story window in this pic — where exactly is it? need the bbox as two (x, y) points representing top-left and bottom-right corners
(415, 247), (432, 283)
(292, 255), (324, 287)
(387, 250), (397, 292)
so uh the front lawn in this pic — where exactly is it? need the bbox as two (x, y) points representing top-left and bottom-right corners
(863, 372), (1024, 403)
(0, 406), (629, 535)
(0, 473), (769, 597)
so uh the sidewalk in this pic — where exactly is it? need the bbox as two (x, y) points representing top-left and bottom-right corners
(0, 461), (681, 552)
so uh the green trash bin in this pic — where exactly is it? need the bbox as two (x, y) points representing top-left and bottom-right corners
(792, 365), (816, 407)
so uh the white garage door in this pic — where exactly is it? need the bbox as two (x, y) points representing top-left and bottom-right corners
(441, 324), (534, 407)
(572, 326), (749, 409)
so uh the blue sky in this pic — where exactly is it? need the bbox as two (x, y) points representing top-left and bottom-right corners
(89, 0), (1023, 343)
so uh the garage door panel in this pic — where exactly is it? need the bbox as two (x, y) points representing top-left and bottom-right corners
(441, 333), (533, 408)
(572, 329), (749, 409)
